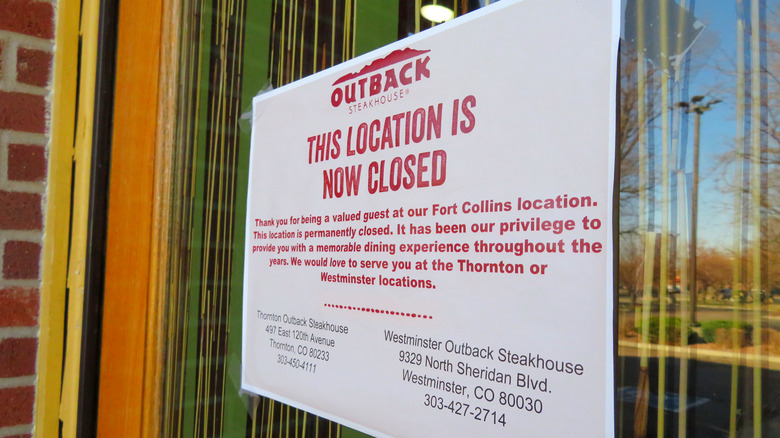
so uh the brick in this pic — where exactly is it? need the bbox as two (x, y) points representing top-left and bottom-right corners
(8, 144), (46, 182)
(0, 91), (46, 133)
(0, 0), (54, 39)
(0, 191), (42, 230)
(0, 288), (38, 327)
(0, 386), (34, 428)
(0, 338), (37, 378)
(5, 435), (32, 438)
(2, 241), (41, 280)
(16, 47), (52, 87)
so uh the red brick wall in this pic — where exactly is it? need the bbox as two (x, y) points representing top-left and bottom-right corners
(0, 0), (56, 436)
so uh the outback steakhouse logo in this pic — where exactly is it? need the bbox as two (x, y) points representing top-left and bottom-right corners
(331, 48), (431, 113)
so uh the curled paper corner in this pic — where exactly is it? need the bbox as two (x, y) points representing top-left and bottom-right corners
(239, 80), (275, 132)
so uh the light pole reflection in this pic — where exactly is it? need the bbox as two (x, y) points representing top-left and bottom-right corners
(676, 96), (721, 325)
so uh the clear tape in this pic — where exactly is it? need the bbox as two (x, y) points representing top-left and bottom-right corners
(225, 351), (253, 412)
(239, 80), (275, 133)
(235, 80), (274, 414)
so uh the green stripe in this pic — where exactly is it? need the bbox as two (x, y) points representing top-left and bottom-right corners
(354, 0), (398, 57)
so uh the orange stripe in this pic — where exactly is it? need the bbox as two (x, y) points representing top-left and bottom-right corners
(97, 0), (163, 435)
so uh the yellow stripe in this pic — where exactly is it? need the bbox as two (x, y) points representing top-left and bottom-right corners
(636, 0), (652, 369)
(656, 1), (671, 434)
(351, 0), (356, 58)
(292, 0), (298, 79)
(287, 0), (294, 83)
(57, 0), (100, 435)
(673, 3), (689, 436)
(313, 0), (319, 73)
(274, 0), (287, 87)
(251, 397), (259, 437)
(749, 1), (763, 434)
(300, 0), (306, 79)
(731, 4), (746, 436)
(415, 0), (420, 34)
(35, 0), (80, 436)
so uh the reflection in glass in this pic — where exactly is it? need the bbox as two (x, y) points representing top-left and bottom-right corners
(617, 1), (780, 436)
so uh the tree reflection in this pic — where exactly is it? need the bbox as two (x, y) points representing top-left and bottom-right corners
(617, 1), (780, 436)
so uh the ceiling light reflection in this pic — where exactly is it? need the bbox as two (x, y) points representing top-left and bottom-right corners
(421, 4), (455, 23)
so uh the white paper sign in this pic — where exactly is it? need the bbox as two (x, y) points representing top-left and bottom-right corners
(243, 1), (619, 436)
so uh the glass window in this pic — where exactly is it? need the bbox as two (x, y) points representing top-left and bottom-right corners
(155, 1), (780, 436)
(617, 1), (780, 436)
